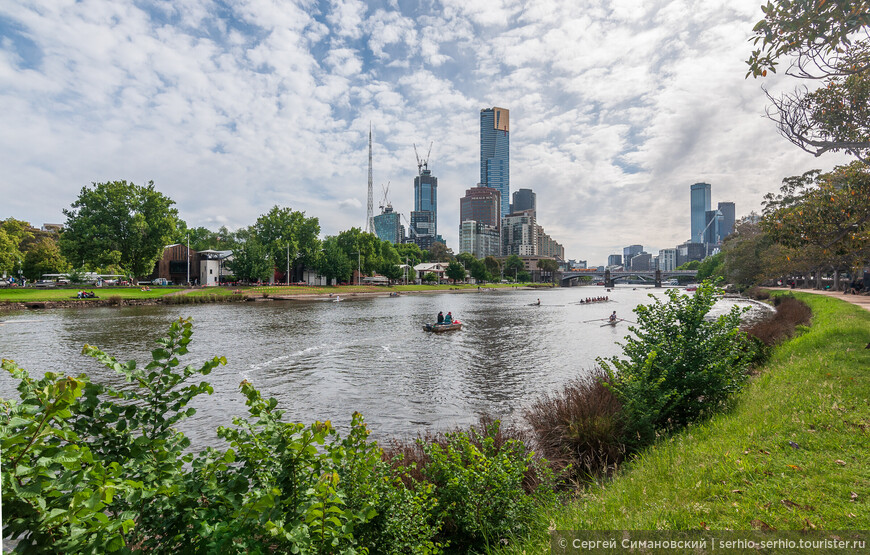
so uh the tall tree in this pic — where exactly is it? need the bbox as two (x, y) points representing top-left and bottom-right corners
(446, 261), (466, 283)
(227, 238), (272, 283)
(504, 254), (524, 280)
(22, 237), (69, 281)
(252, 206), (321, 275)
(761, 162), (870, 269)
(0, 229), (21, 276)
(394, 242), (426, 266)
(317, 236), (353, 284)
(426, 241), (453, 262)
(60, 181), (178, 280)
(483, 256), (501, 278)
(536, 258), (560, 283)
(747, 0), (870, 160)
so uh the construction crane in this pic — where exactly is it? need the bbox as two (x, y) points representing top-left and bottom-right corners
(413, 141), (433, 175)
(401, 213), (419, 238)
(378, 181), (391, 212)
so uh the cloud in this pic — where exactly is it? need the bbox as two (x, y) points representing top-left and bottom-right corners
(0, 0), (853, 266)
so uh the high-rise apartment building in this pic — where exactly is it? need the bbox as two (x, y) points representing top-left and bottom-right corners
(537, 225), (564, 259)
(658, 248), (678, 271)
(502, 209), (537, 256)
(690, 182), (712, 243)
(718, 202), (735, 239)
(511, 188), (535, 215)
(459, 220), (501, 258)
(459, 186), (501, 229)
(480, 107), (510, 219)
(373, 204), (403, 244)
(410, 164), (437, 251)
(459, 185), (501, 258)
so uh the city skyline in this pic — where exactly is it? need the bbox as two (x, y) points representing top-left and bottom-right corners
(0, 0), (852, 265)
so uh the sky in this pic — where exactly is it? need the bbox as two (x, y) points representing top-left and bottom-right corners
(0, 0), (851, 266)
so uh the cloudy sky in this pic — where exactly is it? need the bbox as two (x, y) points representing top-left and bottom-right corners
(0, 0), (850, 265)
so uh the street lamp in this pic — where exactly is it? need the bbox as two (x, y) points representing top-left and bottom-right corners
(286, 243), (290, 286)
(356, 251), (361, 286)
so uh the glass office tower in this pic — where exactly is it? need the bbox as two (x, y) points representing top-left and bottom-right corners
(480, 107), (510, 219)
(690, 182), (712, 243)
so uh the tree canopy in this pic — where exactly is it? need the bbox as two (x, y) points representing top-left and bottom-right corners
(761, 161), (870, 269)
(747, 0), (870, 160)
(60, 181), (178, 279)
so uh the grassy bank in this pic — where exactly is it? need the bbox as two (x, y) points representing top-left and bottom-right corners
(501, 293), (870, 551)
(0, 287), (183, 302)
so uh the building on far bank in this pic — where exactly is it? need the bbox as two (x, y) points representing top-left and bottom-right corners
(459, 220), (501, 258)
(690, 182), (712, 243)
(480, 107), (510, 218)
(502, 209), (537, 256)
(374, 204), (404, 244)
(658, 248), (678, 271)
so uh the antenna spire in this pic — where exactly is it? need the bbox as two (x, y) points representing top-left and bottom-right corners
(367, 123), (374, 233)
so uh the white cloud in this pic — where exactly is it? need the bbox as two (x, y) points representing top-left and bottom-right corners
(0, 0), (853, 265)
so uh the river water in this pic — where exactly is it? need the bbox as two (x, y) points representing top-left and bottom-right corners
(0, 286), (765, 446)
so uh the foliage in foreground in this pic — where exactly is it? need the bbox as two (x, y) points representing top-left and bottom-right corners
(598, 282), (757, 449)
(1, 318), (557, 554)
(497, 293), (870, 555)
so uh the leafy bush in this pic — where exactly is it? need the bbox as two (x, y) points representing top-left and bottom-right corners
(1, 319), (446, 553)
(383, 416), (558, 552)
(418, 419), (557, 551)
(524, 368), (626, 483)
(598, 281), (757, 449)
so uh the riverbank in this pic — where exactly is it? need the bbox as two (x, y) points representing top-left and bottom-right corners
(499, 292), (870, 551)
(0, 282), (544, 311)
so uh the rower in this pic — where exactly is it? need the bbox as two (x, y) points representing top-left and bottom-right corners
(609, 311), (617, 322)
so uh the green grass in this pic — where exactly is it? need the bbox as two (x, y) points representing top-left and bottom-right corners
(0, 287), (183, 302)
(500, 293), (870, 550)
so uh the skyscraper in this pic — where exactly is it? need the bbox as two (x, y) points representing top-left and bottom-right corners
(690, 182), (712, 243)
(373, 204), (403, 244)
(511, 188), (535, 214)
(480, 107), (510, 219)
(410, 164), (437, 250)
(460, 186), (501, 228)
(718, 202), (735, 239)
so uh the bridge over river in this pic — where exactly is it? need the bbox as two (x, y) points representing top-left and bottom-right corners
(558, 269), (698, 287)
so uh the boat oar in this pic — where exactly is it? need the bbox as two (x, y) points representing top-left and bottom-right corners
(583, 318), (606, 323)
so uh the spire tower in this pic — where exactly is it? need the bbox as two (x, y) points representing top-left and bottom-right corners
(366, 124), (374, 233)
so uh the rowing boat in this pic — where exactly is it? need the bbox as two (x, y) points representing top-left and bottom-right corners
(423, 322), (462, 333)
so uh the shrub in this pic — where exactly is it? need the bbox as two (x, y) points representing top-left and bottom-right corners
(383, 416), (558, 552)
(745, 295), (812, 348)
(418, 419), (557, 551)
(598, 281), (757, 449)
(524, 368), (626, 483)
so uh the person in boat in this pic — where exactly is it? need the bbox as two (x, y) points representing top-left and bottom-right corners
(536, 298), (541, 306)
(437, 311), (444, 324)
(609, 311), (617, 322)
(444, 312), (453, 325)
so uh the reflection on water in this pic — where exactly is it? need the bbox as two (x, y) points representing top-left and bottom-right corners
(0, 287), (757, 445)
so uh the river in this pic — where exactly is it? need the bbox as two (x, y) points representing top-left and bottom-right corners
(0, 286), (761, 446)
